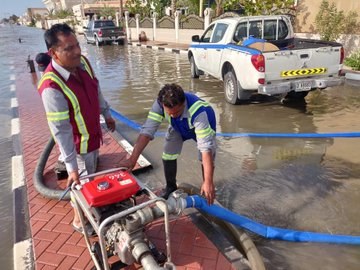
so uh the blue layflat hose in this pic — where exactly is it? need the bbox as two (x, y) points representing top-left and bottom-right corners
(185, 195), (360, 245)
(110, 109), (360, 138)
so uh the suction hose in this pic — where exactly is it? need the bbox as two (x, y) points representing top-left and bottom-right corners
(33, 137), (71, 200)
(185, 195), (360, 245)
(179, 184), (265, 270)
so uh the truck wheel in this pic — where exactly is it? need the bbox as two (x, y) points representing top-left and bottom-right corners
(282, 91), (308, 103)
(190, 56), (200, 79)
(95, 37), (102, 47)
(224, 70), (241, 104)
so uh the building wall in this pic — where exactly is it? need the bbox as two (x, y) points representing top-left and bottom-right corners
(42, 0), (61, 11)
(60, 0), (81, 10)
(296, 0), (360, 33)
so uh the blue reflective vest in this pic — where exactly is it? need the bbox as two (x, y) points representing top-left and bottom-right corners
(169, 93), (216, 141)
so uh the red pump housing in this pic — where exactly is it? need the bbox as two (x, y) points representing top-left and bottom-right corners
(81, 171), (141, 207)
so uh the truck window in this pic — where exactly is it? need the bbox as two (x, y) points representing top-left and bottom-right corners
(94, 20), (115, 28)
(263, 20), (289, 40)
(249, 21), (261, 38)
(234, 22), (247, 43)
(211, 23), (228, 43)
(201, 24), (215, 43)
(277, 20), (288, 39)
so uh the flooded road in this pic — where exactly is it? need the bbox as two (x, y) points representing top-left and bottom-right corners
(1, 25), (360, 269)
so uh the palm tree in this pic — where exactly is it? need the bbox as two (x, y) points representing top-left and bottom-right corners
(171, 0), (176, 17)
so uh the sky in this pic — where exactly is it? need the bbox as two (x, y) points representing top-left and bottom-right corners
(2, 0), (45, 17)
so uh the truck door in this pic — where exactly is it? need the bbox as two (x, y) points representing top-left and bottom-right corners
(194, 24), (215, 71)
(207, 23), (229, 76)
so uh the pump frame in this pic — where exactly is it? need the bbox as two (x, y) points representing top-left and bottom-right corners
(71, 170), (174, 270)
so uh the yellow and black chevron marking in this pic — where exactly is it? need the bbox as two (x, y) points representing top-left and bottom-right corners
(281, 67), (327, 77)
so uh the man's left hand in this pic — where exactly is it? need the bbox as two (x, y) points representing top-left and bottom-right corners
(105, 117), (116, 132)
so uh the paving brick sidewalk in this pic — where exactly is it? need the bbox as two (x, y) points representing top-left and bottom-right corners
(15, 71), (236, 269)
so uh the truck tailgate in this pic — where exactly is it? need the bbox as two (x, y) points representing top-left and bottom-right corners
(101, 27), (123, 36)
(264, 46), (341, 82)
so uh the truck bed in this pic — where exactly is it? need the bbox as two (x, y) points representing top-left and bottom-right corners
(270, 38), (342, 50)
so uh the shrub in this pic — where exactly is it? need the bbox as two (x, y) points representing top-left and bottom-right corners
(315, 0), (359, 41)
(344, 49), (360, 71)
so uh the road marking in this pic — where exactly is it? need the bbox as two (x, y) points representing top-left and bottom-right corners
(12, 156), (25, 190)
(13, 238), (32, 270)
(11, 118), (20, 135)
(11, 98), (18, 108)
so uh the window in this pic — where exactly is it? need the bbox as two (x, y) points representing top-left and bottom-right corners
(94, 20), (115, 28)
(263, 20), (277, 40)
(201, 24), (215, 43)
(248, 21), (262, 38)
(277, 20), (288, 40)
(234, 22), (247, 43)
(263, 20), (289, 40)
(211, 23), (228, 43)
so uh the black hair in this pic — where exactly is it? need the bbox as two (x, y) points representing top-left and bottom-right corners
(157, 83), (185, 108)
(44, 23), (74, 50)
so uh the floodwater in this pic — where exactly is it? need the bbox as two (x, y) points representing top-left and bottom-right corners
(1, 25), (360, 269)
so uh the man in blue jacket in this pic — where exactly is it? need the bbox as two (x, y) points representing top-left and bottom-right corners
(121, 83), (216, 204)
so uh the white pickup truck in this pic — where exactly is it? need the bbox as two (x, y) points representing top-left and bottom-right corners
(188, 15), (344, 104)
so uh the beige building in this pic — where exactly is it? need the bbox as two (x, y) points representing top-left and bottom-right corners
(296, 0), (360, 33)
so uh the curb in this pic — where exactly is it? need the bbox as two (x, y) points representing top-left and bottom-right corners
(10, 72), (34, 270)
(127, 41), (188, 55)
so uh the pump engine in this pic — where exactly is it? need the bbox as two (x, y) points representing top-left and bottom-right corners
(71, 170), (176, 270)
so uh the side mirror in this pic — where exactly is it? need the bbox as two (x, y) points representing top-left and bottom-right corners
(192, 35), (200, 42)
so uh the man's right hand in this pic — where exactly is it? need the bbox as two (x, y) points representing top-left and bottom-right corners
(66, 170), (80, 187)
(119, 157), (136, 172)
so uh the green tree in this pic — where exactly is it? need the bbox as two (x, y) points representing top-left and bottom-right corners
(125, 0), (151, 17)
(49, 9), (73, 19)
(315, 0), (343, 41)
(315, 0), (359, 41)
(152, 0), (171, 16)
(9, 14), (19, 22)
(344, 49), (360, 71)
(99, 6), (116, 19)
(244, 0), (295, 15)
(126, 0), (140, 15)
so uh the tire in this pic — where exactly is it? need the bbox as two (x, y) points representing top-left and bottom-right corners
(95, 36), (102, 47)
(224, 69), (241, 104)
(283, 91), (308, 101)
(190, 56), (199, 79)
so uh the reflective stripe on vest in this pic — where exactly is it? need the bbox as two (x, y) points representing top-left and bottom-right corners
(147, 111), (163, 122)
(162, 153), (179, 160)
(80, 56), (94, 79)
(46, 110), (69, 121)
(38, 72), (90, 154)
(188, 100), (215, 137)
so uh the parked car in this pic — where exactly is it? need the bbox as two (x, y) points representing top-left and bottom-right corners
(83, 19), (126, 46)
(188, 15), (344, 104)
